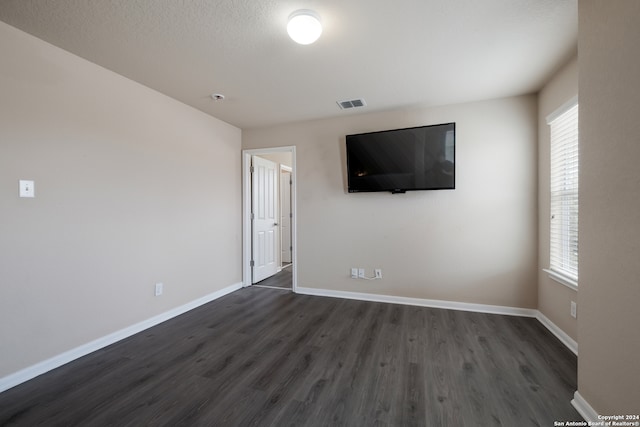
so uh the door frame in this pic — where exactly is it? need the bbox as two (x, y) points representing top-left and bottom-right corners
(279, 164), (293, 267)
(242, 146), (297, 291)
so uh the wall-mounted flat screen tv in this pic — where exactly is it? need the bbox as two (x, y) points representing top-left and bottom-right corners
(346, 122), (455, 193)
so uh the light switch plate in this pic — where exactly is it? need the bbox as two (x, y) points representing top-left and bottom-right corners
(19, 180), (35, 198)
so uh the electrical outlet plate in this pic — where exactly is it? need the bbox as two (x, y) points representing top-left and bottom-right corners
(570, 301), (577, 318)
(374, 269), (382, 279)
(351, 268), (358, 279)
(155, 282), (163, 296)
(358, 268), (365, 279)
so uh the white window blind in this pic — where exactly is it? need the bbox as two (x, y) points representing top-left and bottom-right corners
(548, 101), (579, 282)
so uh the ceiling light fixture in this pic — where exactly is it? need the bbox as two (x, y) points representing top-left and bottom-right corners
(287, 10), (322, 45)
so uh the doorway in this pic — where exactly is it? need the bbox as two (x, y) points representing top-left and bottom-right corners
(242, 147), (296, 291)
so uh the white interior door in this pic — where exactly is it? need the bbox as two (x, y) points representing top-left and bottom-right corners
(252, 155), (279, 283)
(280, 167), (292, 264)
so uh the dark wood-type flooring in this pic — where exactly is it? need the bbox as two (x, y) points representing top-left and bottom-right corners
(255, 266), (292, 289)
(0, 287), (582, 426)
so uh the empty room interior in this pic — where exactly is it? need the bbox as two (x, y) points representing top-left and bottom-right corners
(1, 0), (639, 425)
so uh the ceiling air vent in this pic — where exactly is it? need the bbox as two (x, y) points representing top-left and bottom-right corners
(337, 98), (367, 110)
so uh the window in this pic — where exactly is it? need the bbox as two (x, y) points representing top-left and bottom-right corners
(546, 98), (579, 288)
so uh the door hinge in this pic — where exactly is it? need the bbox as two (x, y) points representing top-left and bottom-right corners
(289, 212), (293, 218)
(250, 260), (255, 267)
(251, 212), (254, 220)
(250, 166), (254, 174)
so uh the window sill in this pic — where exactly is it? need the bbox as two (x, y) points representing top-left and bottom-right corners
(543, 268), (578, 291)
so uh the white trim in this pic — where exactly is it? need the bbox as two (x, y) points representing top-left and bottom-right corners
(546, 95), (578, 124)
(0, 281), (242, 394)
(543, 268), (578, 291)
(536, 311), (578, 355)
(242, 152), (252, 287)
(242, 147), (297, 292)
(279, 164), (293, 268)
(572, 391), (599, 423)
(296, 287), (538, 317)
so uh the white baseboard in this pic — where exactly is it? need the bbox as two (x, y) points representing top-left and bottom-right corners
(572, 391), (599, 422)
(0, 281), (242, 394)
(535, 311), (578, 355)
(296, 287), (538, 317)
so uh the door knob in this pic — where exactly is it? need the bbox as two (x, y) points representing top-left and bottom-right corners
(273, 222), (279, 226)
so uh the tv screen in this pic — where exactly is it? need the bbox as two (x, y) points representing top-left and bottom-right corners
(346, 122), (455, 193)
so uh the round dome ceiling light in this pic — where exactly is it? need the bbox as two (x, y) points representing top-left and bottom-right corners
(287, 10), (322, 45)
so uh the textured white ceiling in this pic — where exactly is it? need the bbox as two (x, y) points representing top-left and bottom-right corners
(0, 0), (577, 129)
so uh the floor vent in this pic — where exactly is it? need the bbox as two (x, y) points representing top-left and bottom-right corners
(337, 98), (367, 110)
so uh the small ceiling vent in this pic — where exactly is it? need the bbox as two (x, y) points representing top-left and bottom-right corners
(337, 98), (367, 110)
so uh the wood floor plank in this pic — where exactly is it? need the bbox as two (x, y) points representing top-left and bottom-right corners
(254, 267), (292, 289)
(0, 287), (582, 426)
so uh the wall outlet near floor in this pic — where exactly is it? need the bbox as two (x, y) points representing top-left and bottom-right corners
(358, 268), (365, 279)
(570, 301), (577, 318)
(155, 282), (163, 296)
(374, 269), (382, 279)
(351, 268), (358, 279)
